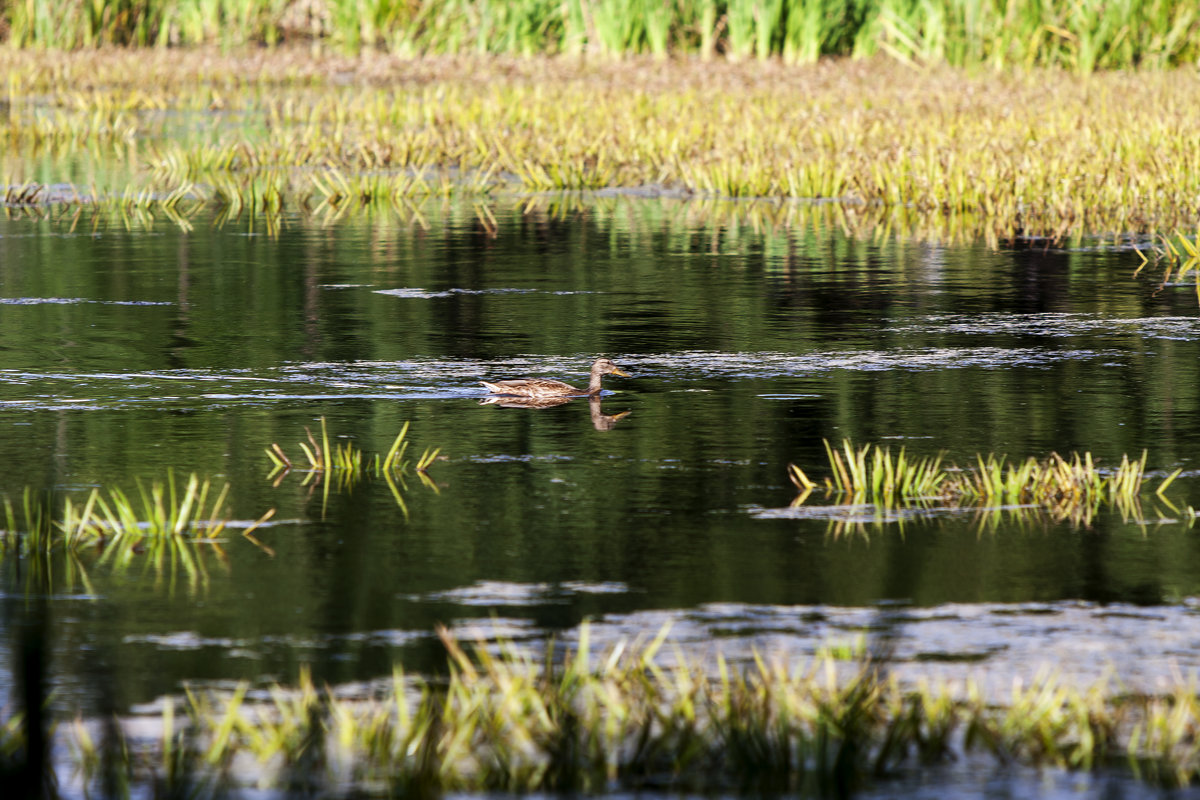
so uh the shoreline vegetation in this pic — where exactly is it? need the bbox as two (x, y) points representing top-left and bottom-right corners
(4, 0), (1200, 72)
(5, 48), (1200, 242)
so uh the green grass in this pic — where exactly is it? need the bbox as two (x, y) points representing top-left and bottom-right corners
(266, 417), (440, 479)
(789, 440), (1184, 522)
(19, 624), (1200, 794)
(5, 0), (1200, 72)
(0, 419), (441, 592)
(0, 472), (252, 590)
(1138, 229), (1200, 301)
(267, 417), (441, 516)
(8, 48), (1200, 240)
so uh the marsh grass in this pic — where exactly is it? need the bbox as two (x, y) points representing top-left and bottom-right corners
(267, 418), (441, 516)
(267, 417), (439, 479)
(0, 473), (272, 591)
(6, 49), (1200, 240)
(28, 625), (1200, 795)
(1137, 229), (1200, 302)
(57, 471), (233, 545)
(789, 440), (1185, 524)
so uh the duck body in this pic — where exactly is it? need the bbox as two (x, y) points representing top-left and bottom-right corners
(480, 377), (586, 398)
(481, 358), (629, 398)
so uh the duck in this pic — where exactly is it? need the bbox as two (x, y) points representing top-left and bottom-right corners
(480, 357), (630, 398)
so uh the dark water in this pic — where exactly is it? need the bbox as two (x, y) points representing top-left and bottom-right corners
(2, 198), (1200, 717)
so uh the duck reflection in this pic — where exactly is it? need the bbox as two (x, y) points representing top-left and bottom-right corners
(478, 394), (631, 431)
(588, 396), (632, 430)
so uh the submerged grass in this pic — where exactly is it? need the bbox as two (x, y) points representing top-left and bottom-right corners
(789, 440), (1185, 523)
(26, 625), (1200, 795)
(4, 49), (1200, 238)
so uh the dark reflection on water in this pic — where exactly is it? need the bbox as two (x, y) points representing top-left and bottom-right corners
(0, 198), (1199, 711)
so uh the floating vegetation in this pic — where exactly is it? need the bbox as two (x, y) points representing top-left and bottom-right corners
(62, 471), (234, 543)
(788, 440), (1185, 524)
(267, 417), (439, 480)
(267, 417), (441, 516)
(14, 625), (1200, 795)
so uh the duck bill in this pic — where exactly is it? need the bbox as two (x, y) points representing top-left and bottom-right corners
(612, 368), (631, 378)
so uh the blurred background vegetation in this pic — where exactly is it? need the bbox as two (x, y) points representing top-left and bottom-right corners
(0, 0), (1198, 72)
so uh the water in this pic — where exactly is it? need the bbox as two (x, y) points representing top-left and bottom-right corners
(2, 198), (1200, 722)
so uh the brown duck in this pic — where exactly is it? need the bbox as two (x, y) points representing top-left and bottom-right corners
(480, 358), (630, 398)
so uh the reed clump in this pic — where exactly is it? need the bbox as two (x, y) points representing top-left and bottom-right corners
(0, 472), (272, 588)
(266, 417), (439, 481)
(267, 417), (441, 516)
(788, 440), (1183, 521)
(1, 471), (240, 553)
(37, 626), (1200, 795)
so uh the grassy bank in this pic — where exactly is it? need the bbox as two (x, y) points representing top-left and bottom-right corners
(4, 0), (1200, 72)
(5, 48), (1200, 239)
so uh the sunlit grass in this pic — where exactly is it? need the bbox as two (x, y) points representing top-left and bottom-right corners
(0, 472), (239, 553)
(6, 1), (1200, 72)
(266, 417), (439, 478)
(5, 49), (1200, 239)
(1136, 228), (1200, 302)
(789, 440), (1185, 523)
(0, 473), (269, 591)
(26, 625), (1200, 794)
(267, 417), (442, 516)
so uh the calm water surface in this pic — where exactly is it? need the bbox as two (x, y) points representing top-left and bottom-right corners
(2, 198), (1200, 720)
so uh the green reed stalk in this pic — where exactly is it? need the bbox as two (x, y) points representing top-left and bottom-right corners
(37, 625), (1200, 794)
(794, 440), (1174, 517)
(5, 1), (1200, 71)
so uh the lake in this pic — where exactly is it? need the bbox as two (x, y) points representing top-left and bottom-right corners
(3, 196), (1200, 786)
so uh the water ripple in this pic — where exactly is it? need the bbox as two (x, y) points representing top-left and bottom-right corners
(0, 344), (1123, 409)
(888, 312), (1200, 340)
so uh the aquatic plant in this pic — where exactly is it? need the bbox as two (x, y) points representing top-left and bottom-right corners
(788, 440), (1183, 521)
(7, 49), (1200, 238)
(267, 417), (441, 516)
(20, 625), (1200, 795)
(58, 471), (232, 543)
(267, 417), (439, 479)
(1137, 229), (1200, 302)
(0, 473), (272, 591)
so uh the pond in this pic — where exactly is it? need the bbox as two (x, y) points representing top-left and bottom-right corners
(3, 197), (1200, 783)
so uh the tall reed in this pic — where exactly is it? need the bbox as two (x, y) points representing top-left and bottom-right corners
(5, 0), (1200, 72)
